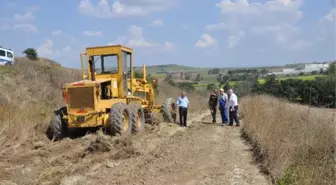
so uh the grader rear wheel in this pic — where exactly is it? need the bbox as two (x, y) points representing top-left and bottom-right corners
(109, 102), (132, 136)
(162, 98), (176, 123)
(130, 104), (145, 133)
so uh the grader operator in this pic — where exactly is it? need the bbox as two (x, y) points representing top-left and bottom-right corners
(46, 45), (176, 141)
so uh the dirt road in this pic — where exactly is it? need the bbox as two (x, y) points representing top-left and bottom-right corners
(0, 112), (271, 185)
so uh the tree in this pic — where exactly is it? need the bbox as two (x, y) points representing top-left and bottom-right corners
(185, 72), (191, 80)
(196, 73), (202, 81)
(23, 48), (38, 60)
(207, 83), (217, 90)
(216, 74), (223, 83)
(165, 73), (173, 81)
(319, 68), (324, 74)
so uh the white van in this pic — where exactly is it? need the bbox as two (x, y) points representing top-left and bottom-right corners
(0, 47), (15, 66)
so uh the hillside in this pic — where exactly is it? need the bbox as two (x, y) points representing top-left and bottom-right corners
(0, 57), (82, 147)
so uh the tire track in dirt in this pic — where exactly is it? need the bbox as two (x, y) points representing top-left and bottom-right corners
(0, 112), (271, 185)
(58, 114), (271, 185)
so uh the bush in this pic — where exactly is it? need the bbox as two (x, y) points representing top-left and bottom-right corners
(23, 48), (38, 60)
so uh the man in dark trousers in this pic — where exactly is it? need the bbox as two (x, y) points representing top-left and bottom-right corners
(218, 88), (229, 125)
(176, 92), (190, 127)
(227, 88), (240, 126)
(208, 89), (218, 123)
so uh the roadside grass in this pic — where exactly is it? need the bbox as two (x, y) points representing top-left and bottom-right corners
(240, 95), (335, 185)
(0, 58), (82, 154)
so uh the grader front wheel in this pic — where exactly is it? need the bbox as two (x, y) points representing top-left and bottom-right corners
(109, 103), (132, 136)
(46, 106), (68, 141)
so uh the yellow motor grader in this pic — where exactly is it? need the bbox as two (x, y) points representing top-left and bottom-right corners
(46, 45), (176, 141)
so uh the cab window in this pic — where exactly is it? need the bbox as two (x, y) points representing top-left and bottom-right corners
(90, 54), (118, 74)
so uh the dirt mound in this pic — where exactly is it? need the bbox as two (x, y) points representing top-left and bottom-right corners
(111, 135), (141, 160)
(83, 135), (113, 155)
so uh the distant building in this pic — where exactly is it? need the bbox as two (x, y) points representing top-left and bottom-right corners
(268, 62), (331, 76)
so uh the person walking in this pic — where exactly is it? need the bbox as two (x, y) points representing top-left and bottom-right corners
(208, 89), (218, 123)
(176, 92), (190, 127)
(218, 88), (229, 125)
(227, 88), (240, 126)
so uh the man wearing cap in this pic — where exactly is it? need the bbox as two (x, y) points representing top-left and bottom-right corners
(218, 88), (229, 125)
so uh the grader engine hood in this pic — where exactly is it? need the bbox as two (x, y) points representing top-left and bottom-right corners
(62, 79), (114, 114)
(62, 80), (97, 113)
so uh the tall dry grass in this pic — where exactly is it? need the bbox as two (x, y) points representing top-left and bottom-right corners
(0, 58), (82, 154)
(240, 95), (335, 185)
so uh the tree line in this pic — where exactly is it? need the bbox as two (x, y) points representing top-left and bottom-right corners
(239, 62), (335, 108)
(206, 62), (335, 108)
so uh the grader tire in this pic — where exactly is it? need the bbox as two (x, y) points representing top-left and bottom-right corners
(162, 98), (176, 123)
(46, 106), (68, 141)
(109, 103), (132, 136)
(129, 104), (145, 133)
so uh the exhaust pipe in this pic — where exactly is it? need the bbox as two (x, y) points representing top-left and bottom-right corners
(88, 59), (95, 81)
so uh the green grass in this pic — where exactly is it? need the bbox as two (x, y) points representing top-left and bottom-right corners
(135, 64), (210, 74)
(192, 74), (326, 88)
(258, 74), (326, 84)
(193, 81), (237, 87)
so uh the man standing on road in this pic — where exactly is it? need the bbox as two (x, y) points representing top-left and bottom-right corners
(218, 89), (229, 125)
(227, 88), (240, 127)
(208, 89), (218, 123)
(176, 92), (190, 127)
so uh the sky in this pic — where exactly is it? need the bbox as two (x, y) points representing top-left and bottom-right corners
(0, 0), (335, 69)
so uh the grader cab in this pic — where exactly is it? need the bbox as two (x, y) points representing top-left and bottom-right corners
(46, 45), (176, 141)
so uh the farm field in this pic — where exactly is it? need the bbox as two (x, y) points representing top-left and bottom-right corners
(193, 74), (326, 88)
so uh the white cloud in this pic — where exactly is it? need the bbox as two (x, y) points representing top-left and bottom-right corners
(0, 24), (11, 30)
(127, 25), (157, 47)
(205, 22), (230, 31)
(12, 24), (38, 33)
(13, 12), (34, 22)
(37, 39), (54, 57)
(320, 8), (336, 22)
(108, 36), (127, 45)
(227, 31), (245, 48)
(150, 19), (163, 27)
(1, 9), (38, 33)
(195, 34), (218, 48)
(52, 30), (63, 35)
(209, 0), (309, 49)
(37, 39), (73, 58)
(251, 23), (312, 50)
(78, 0), (177, 18)
(51, 30), (76, 42)
(82, 30), (103, 36)
(108, 25), (174, 52)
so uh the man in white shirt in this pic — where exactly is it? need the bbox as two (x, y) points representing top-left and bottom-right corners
(227, 88), (240, 126)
